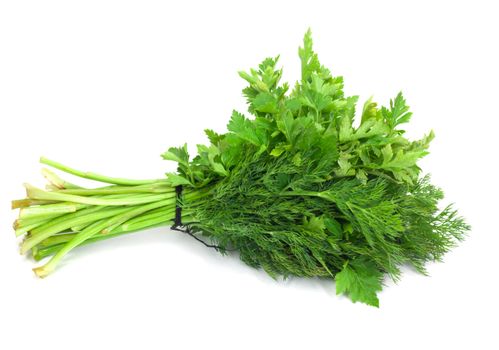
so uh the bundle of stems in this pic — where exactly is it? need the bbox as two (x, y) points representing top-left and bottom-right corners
(13, 157), (201, 278)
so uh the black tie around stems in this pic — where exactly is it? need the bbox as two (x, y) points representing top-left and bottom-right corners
(173, 185), (183, 228)
(171, 185), (221, 251)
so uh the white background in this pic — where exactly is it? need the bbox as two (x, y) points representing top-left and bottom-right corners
(1, 1), (498, 349)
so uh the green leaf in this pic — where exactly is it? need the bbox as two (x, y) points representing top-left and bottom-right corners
(381, 144), (393, 164)
(270, 146), (286, 157)
(219, 134), (244, 168)
(338, 115), (354, 142)
(238, 70), (258, 85)
(336, 154), (355, 177)
(285, 97), (301, 111)
(411, 130), (435, 150)
(161, 144), (189, 167)
(382, 92), (413, 129)
(227, 110), (268, 149)
(351, 119), (389, 141)
(338, 158), (351, 173)
(205, 129), (223, 145)
(165, 173), (193, 186)
(317, 126), (339, 167)
(292, 152), (302, 166)
(361, 97), (378, 123)
(207, 145), (228, 177)
(303, 215), (326, 235)
(324, 217), (342, 237)
(211, 162), (228, 177)
(298, 29), (321, 82)
(335, 258), (383, 307)
(391, 92), (412, 126)
(355, 169), (368, 184)
(384, 149), (428, 169)
(294, 118), (321, 151)
(276, 111), (320, 149)
(276, 111), (295, 143)
(253, 92), (278, 113)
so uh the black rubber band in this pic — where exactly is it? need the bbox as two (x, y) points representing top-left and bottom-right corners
(171, 185), (221, 251)
(173, 185), (183, 227)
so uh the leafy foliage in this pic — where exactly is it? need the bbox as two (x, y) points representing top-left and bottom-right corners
(336, 258), (383, 307)
(161, 30), (470, 307)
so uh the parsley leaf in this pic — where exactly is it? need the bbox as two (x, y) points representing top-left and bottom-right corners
(336, 258), (383, 307)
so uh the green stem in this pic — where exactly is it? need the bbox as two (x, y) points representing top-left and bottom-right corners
(21, 206), (132, 254)
(99, 199), (175, 234)
(33, 219), (111, 277)
(15, 193), (156, 223)
(25, 184), (175, 206)
(11, 199), (55, 209)
(40, 157), (167, 186)
(32, 204), (185, 277)
(54, 184), (174, 195)
(19, 202), (85, 219)
(41, 168), (83, 189)
(15, 222), (42, 237)
(33, 214), (194, 261)
(37, 207), (177, 249)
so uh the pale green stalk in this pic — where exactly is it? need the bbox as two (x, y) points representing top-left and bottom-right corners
(33, 214), (194, 261)
(40, 157), (167, 186)
(32, 201), (181, 277)
(25, 183), (175, 205)
(21, 206), (131, 254)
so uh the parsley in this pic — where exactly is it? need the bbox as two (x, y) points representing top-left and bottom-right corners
(12, 30), (469, 307)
